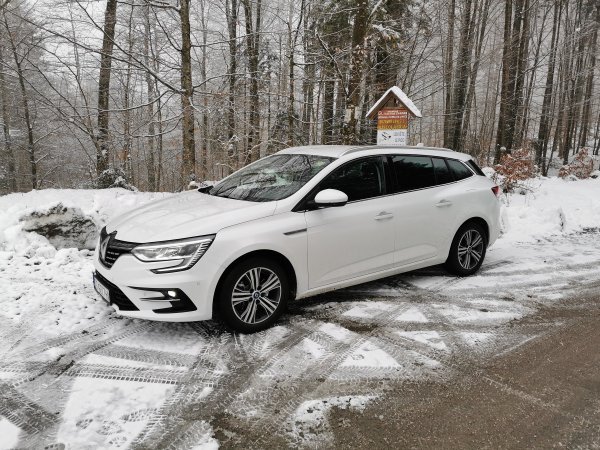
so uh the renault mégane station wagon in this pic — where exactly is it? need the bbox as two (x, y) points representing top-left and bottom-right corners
(93, 145), (501, 332)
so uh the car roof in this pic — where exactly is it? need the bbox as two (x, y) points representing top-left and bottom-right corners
(276, 145), (471, 161)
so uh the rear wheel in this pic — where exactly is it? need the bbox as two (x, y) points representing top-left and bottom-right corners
(217, 257), (289, 333)
(445, 223), (487, 276)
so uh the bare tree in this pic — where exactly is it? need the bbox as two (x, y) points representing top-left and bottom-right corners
(96, 0), (118, 180)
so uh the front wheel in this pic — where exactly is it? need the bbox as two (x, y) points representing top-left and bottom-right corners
(217, 257), (290, 333)
(445, 223), (487, 276)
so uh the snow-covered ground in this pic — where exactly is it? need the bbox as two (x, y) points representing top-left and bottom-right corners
(0, 177), (599, 448)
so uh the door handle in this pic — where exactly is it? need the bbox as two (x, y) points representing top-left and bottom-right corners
(375, 211), (394, 220)
(435, 200), (453, 207)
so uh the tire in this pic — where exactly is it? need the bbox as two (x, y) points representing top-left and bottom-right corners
(217, 257), (290, 333)
(445, 222), (487, 276)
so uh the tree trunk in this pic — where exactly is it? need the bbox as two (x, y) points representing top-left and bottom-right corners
(143, 1), (156, 191)
(199, 0), (210, 179)
(495, 0), (515, 163)
(225, 0), (238, 172)
(536, 1), (562, 170)
(342, 0), (369, 145)
(577, 3), (598, 149)
(460, 0), (491, 155)
(562, 1), (584, 164)
(321, 63), (335, 144)
(180, 0), (196, 187)
(443, 0), (456, 149)
(4, 11), (36, 189)
(122, 3), (134, 182)
(519, 4), (550, 150)
(242, 0), (262, 162)
(511, 0), (530, 150)
(449, 0), (476, 152)
(96, 0), (118, 179)
(0, 42), (16, 192)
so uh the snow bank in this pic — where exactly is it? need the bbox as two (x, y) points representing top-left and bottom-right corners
(20, 202), (98, 250)
(0, 189), (172, 335)
(498, 177), (600, 245)
(0, 188), (171, 253)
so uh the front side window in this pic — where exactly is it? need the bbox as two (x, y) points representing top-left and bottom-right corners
(447, 159), (473, 181)
(209, 154), (334, 202)
(392, 155), (436, 192)
(320, 157), (386, 202)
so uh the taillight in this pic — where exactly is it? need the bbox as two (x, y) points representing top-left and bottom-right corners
(491, 186), (500, 197)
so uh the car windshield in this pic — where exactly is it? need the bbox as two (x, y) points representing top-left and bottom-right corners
(208, 154), (335, 202)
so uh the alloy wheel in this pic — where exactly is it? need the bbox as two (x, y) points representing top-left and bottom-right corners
(457, 229), (484, 270)
(231, 267), (282, 325)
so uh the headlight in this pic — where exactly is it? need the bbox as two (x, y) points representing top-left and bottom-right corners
(131, 235), (215, 273)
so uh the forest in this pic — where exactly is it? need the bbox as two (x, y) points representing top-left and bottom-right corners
(0, 0), (598, 193)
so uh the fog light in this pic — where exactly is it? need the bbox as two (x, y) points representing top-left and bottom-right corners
(167, 290), (178, 298)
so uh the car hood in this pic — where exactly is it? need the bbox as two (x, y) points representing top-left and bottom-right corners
(106, 191), (277, 243)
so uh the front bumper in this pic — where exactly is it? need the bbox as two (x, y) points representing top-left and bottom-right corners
(93, 253), (215, 322)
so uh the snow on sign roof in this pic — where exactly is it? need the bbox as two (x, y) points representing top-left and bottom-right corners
(366, 86), (422, 119)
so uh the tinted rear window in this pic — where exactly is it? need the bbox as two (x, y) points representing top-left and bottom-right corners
(465, 159), (486, 176)
(392, 156), (436, 191)
(432, 158), (453, 185)
(447, 159), (473, 181)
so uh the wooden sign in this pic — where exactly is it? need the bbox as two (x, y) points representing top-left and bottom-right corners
(377, 109), (408, 129)
(377, 109), (409, 145)
(367, 86), (422, 146)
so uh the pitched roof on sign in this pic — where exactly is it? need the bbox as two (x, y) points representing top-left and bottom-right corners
(366, 86), (422, 119)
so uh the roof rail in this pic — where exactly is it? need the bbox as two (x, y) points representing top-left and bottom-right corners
(340, 145), (454, 156)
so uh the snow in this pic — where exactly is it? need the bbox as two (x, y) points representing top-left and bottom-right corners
(342, 301), (395, 318)
(288, 395), (377, 445)
(341, 340), (400, 368)
(0, 417), (21, 450)
(1, 177), (599, 447)
(114, 325), (207, 356)
(0, 189), (172, 336)
(366, 85), (423, 118)
(56, 377), (175, 448)
(300, 337), (327, 359)
(0, 188), (170, 252)
(460, 332), (493, 347)
(395, 306), (429, 323)
(434, 304), (524, 324)
(397, 331), (448, 351)
(319, 322), (353, 342)
(82, 354), (188, 371)
(496, 177), (600, 244)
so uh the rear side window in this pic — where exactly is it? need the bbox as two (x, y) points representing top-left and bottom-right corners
(447, 159), (473, 181)
(392, 156), (436, 192)
(465, 159), (486, 176)
(432, 158), (453, 185)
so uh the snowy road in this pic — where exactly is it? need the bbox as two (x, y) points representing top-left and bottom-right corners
(1, 180), (600, 448)
(1, 228), (599, 449)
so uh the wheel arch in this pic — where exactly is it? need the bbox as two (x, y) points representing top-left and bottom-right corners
(212, 249), (298, 316)
(460, 217), (490, 245)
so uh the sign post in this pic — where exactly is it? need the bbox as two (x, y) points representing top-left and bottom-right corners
(366, 86), (422, 146)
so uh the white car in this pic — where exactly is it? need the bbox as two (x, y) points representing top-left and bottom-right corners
(93, 145), (501, 332)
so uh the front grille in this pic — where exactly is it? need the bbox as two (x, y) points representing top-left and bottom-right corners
(99, 227), (137, 268)
(95, 271), (139, 311)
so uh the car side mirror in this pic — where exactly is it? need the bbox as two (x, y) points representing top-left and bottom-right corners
(313, 189), (348, 208)
(197, 182), (214, 193)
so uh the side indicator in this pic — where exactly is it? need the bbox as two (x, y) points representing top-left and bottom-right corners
(491, 186), (501, 197)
